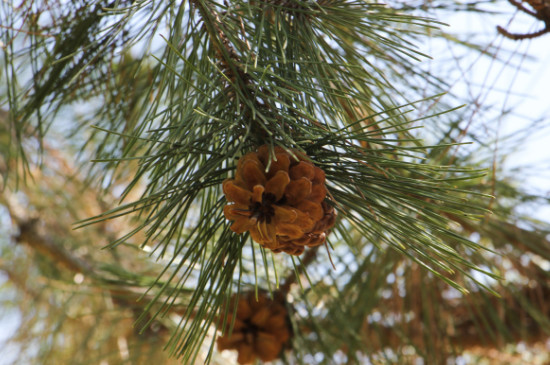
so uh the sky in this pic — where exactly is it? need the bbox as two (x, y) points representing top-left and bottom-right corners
(442, 5), (550, 223)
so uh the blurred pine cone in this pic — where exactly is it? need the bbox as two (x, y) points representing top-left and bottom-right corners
(217, 291), (291, 364)
(223, 145), (336, 255)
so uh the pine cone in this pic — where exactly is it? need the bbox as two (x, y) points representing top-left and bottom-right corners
(223, 145), (336, 255)
(217, 291), (291, 364)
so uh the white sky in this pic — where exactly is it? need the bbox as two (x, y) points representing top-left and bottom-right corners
(442, 6), (550, 223)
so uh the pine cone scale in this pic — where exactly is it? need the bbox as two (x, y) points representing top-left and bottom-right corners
(264, 170), (291, 201)
(285, 177), (312, 205)
(223, 180), (253, 205)
(240, 160), (266, 189)
(276, 223), (305, 239)
(273, 205), (298, 224)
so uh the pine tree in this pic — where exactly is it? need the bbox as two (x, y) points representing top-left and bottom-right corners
(1, 1), (550, 364)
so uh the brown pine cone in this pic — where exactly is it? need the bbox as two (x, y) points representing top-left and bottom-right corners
(223, 145), (336, 255)
(217, 291), (291, 364)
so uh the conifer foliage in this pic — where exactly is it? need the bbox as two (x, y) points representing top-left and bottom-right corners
(1, 0), (550, 364)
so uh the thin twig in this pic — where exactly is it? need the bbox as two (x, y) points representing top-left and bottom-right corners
(279, 246), (320, 294)
(497, 25), (550, 40)
(507, 0), (539, 18)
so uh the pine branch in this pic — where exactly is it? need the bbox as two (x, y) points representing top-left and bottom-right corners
(15, 217), (94, 275)
(498, 0), (550, 40)
(190, 0), (269, 143)
(360, 272), (550, 352)
(497, 25), (550, 40)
